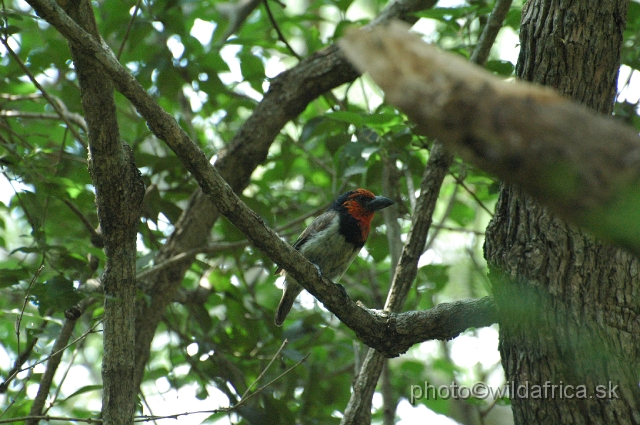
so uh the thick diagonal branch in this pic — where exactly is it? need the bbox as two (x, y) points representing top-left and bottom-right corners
(23, 0), (447, 383)
(25, 0), (500, 352)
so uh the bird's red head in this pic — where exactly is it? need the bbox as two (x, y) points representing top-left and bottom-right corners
(333, 189), (394, 245)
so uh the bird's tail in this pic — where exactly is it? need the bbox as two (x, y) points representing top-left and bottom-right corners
(275, 280), (302, 326)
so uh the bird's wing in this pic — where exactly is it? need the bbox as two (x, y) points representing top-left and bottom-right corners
(274, 209), (338, 275)
(291, 209), (337, 249)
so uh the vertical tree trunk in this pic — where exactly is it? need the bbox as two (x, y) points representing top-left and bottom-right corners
(485, 1), (640, 424)
(62, 0), (144, 423)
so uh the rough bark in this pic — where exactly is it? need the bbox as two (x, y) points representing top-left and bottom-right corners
(485, 1), (640, 424)
(56, 0), (144, 422)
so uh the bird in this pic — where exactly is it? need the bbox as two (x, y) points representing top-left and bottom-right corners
(274, 188), (394, 326)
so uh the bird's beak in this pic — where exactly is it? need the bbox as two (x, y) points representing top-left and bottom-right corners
(366, 196), (395, 211)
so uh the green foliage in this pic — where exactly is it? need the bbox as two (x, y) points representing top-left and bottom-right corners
(0, 0), (548, 423)
(29, 276), (82, 315)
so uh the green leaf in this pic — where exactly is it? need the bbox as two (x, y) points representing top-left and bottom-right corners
(628, 2), (640, 32)
(26, 326), (41, 347)
(30, 276), (82, 315)
(59, 385), (103, 403)
(328, 111), (364, 127)
(419, 264), (450, 292)
(325, 134), (351, 155)
(399, 359), (427, 376)
(356, 128), (379, 144)
(331, 0), (355, 12)
(195, 383), (208, 400)
(367, 232), (391, 262)
(449, 200), (475, 227)
(504, 7), (523, 29)
(4, 25), (22, 35)
(238, 48), (265, 93)
(300, 116), (347, 143)
(343, 163), (367, 177)
(145, 367), (171, 381)
(0, 264), (31, 287)
(51, 177), (85, 199)
(485, 60), (515, 76)
(361, 113), (402, 128)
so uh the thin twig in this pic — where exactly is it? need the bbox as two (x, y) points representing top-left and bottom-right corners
(240, 338), (288, 400)
(432, 223), (485, 235)
(16, 264), (44, 353)
(62, 199), (102, 246)
(263, 0), (301, 60)
(0, 415), (103, 424)
(138, 391), (159, 425)
(450, 172), (495, 217)
(403, 167), (417, 212)
(135, 240), (250, 280)
(234, 352), (310, 410)
(0, 37), (87, 148)
(0, 320), (47, 394)
(44, 333), (88, 415)
(274, 202), (329, 233)
(294, 140), (336, 177)
(13, 317), (102, 378)
(2, 172), (39, 233)
(0, 93), (42, 101)
(117, 0), (143, 60)
(0, 370), (31, 420)
(0, 110), (86, 130)
(131, 350), (310, 423)
(424, 172), (461, 253)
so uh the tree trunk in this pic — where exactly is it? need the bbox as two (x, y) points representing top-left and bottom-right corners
(62, 0), (144, 422)
(485, 1), (640, 424)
